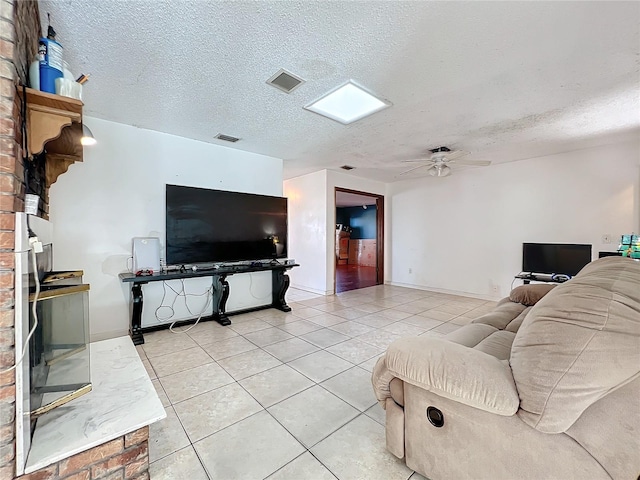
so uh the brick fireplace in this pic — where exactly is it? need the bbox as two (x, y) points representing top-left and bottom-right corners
(0, 0), (41, 478)
(0, 3), (163, 479)
(16, 427), (149, 480)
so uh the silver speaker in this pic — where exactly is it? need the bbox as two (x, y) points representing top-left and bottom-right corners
(132, 237), (160, 274)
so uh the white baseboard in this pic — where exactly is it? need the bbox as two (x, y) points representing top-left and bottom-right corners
(290, 284), (333, 296)
(386, 281), (501, 302)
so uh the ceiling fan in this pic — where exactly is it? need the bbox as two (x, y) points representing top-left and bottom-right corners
(399, 146), (491, 177)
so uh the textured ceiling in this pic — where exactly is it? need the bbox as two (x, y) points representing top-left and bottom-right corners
(39, 1), (640, 182)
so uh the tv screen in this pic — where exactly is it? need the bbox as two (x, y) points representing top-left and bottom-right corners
(166, 185), (287, 265)
(522, 243), (592, 276)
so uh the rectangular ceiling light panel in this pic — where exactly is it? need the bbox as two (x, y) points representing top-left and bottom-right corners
(304, 80), (391, 124)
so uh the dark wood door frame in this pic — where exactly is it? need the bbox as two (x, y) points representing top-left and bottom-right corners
(334, 187), (384, 287)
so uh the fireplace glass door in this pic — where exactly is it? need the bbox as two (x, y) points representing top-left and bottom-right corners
(29, 281), (91, 418)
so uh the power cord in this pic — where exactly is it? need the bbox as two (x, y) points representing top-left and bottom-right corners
(153, 280), (213, 334)
(248, 273), (270, 300)
(169, 288), (212, 334)
(248, 273), (258, 299)
(154, 281), (176, 322)
(176, 279), (215, 317)
(0, 245), (40, 374)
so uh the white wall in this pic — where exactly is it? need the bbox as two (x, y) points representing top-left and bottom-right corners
(387, 141), (640, 300)
(49, 117), (284, 341)
(284, 170), (386, 295)
(283, 170), (328, 294)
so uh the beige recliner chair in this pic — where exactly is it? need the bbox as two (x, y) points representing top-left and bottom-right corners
(372, 257), (640, 479)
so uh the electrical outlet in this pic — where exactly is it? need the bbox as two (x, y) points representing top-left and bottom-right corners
(492, 285), (499, 295)
(602, 234), (613, 244)
(409, 268), (412, 274)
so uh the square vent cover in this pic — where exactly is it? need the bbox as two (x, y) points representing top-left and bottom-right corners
(266, 68), (306, 93)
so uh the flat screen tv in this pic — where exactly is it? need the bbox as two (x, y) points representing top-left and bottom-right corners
(522, 243), (592, 276)
(166, 185), (287, 265)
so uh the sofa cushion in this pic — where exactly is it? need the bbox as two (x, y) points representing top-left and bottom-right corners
(472, 299), (528, 330)
(510, 257), (640, 433)
(444, 323), (498, 348)
(474, 331), (516, 360)
(505, 307), (531, 333)
(444, 306), (523, 361)
(565, 376), (640, 480)
(509, 284), (556, 306)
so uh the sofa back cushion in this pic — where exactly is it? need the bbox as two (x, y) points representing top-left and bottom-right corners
(510, 257), (640, 433)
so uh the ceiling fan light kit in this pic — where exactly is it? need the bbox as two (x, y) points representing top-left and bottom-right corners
(428, 164), (451, 177)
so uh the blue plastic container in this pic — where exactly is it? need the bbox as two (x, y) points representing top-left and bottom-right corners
(38, 36), (63, 93)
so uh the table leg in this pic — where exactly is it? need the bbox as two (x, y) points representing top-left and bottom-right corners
(272, 269), (292, 312)
(212, 274), (231, 326)
(130, 283), (145, 345)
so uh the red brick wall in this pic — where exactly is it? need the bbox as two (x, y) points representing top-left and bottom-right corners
(0, 1), (41, 479)
(16, 426), (150, 480)
(0, 5), (146, 479)
(0, 0), (18, 477)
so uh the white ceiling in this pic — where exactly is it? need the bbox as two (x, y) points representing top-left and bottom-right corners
(39, 1), (640, 182)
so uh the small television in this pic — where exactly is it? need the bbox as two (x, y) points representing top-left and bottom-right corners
(522, 243), (592, 277)
(166, 185), (287, 265)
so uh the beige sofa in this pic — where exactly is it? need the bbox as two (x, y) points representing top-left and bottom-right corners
(372, 257), (640, 479)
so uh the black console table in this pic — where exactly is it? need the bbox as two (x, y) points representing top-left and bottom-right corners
(514, 273), (570, 285)
(119, 263), (299, 345)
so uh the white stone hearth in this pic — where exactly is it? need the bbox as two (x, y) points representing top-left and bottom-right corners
(25, 336), (166, 473)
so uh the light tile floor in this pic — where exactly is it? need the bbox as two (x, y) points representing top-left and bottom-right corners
(141, 284), (496, 480)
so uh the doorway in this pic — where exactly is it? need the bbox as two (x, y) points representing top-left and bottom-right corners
(334, 188), (384, 293)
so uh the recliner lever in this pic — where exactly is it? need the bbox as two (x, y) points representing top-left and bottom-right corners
(427, 406), (444, 427)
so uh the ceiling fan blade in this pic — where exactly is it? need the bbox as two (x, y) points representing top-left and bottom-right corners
(451, 159), (491, 166)
(398, 163), (433, 176)
(401, 158), (435, 164)
(441, 150), (468, 161)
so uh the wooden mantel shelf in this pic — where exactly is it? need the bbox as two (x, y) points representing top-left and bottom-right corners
(18, 87), (85, 187)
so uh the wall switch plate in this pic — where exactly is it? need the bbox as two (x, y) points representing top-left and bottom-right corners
(602, 234), (613, 244)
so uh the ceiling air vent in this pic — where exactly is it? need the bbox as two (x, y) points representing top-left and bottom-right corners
(266, 68), (306, 94)
(215, 133), (240, 143)
(340, 165), (355, 170)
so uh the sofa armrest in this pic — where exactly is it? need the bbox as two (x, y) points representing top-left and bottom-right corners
(372, 337), (519, 416)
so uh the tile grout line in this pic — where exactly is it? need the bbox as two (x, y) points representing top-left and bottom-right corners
(151, 348), (375, 475)
(144, 285), (493, 478)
